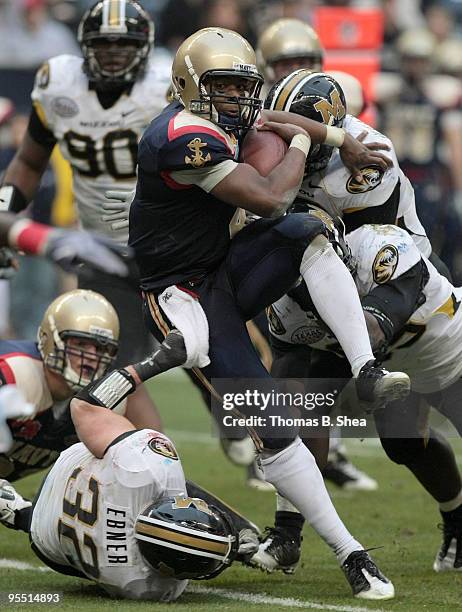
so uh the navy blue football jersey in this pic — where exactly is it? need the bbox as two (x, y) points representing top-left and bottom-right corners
(129, 102), (241, 291)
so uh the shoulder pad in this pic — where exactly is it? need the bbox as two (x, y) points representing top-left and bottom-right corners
(146, 52), (173, 82)
(160, 111), (235, 171)
(32, 55), (84, 97)
(0, 354), (51, 416)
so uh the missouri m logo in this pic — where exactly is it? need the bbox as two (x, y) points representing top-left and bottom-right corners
(185, 138), (212, 168)
(172, 496), (213, 515)
(313, 90), (346, 125)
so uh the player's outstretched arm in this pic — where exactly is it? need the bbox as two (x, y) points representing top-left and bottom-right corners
(263, 109), (392, 181)
(70, 398), (136, 459)
(71, 330), (188, 455)
(0, 213), (130, 277)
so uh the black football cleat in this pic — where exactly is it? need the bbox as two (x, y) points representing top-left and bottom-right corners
(323, 451), (378, 491)
(342, 550), (395, 600)
(249, 527), (301, 574)
(433, 509), (462, 571)
(355, 360), (410, 407)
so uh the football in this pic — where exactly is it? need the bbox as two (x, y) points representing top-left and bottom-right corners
(239, 129), (289, 176)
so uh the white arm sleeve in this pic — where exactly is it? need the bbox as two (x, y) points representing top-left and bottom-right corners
(170, 159), (238, 193)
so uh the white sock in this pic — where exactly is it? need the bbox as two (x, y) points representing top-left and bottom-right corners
(328, 426), (345, 456)
(276, 493), (299, 514)
(300, 238), (374, 376)
(261, 438), (363, 564)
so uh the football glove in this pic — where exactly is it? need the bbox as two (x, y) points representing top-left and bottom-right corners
(103, 189), (135, 231)
(44, 229), (132, 277)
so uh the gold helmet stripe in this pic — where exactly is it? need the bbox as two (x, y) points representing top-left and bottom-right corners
(271, 70), (310, 111)
(101, 0), (127, 33)
(272, 70), (329, 113)
(135, 522), (230, 556)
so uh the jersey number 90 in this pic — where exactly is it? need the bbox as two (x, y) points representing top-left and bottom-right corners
(63, 129), (138, 179)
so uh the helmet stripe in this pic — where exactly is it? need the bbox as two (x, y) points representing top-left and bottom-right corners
(109, 0), (119, 27)
(101, 0), (127, 34)
(135, 533), (228, 561)
(135, 522), (230, 555)
(272, 69), (313, 111)
(284, 71), (326, 112)
(136, 515), (232, 543)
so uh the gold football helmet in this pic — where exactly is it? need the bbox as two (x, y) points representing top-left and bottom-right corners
(171, 27), (263, 130)
(38, 289), (119, 391)
(257, 19), (324, 82)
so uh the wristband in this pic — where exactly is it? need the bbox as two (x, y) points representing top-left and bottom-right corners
(324, 126), (346, 148)
(289, 133), (311, 157)
(75, 368), (137, 410)
(7, 219), (51, 255)
(0, 184), (28, 213)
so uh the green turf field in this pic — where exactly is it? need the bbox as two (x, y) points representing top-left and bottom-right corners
(1, 371), (461, 611)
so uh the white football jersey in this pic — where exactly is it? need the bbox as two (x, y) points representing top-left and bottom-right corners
(297, 115), (431, 256)
(269, 225), (462, 393)
(31, 53), (171, 244)
(30, 430), (188, 601)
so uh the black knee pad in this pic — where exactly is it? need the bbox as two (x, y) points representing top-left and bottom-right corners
(274, 213), (325, 252)
(380, 437), (427, 465)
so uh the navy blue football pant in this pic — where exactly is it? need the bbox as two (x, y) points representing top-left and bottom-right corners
(143, 213), (325, 450)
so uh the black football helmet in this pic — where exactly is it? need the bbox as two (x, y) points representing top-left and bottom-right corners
(78, 0), (154, 88)
(265, 70), (347, 174)
(134, 495), (238, 580)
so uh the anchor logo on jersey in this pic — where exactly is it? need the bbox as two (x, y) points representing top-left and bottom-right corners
(185, 138), (212, 168)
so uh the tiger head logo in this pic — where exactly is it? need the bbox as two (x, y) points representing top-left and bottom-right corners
(346, 166), (384, 194)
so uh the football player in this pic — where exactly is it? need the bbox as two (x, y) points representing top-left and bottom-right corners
(0, 0), (171, 429)
(259, 22), (381, 489)
(0, 289), (122, 480)
(255, 214), (462, 574)
(0, 393), (259, 600)
(250, 70), (441, 571)
(265, 70), (432, 257)
(257, 18), (323, 91)
(84, 27), (414, 599)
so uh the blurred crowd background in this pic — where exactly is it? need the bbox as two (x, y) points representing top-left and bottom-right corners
(1, 0), (462, 339)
